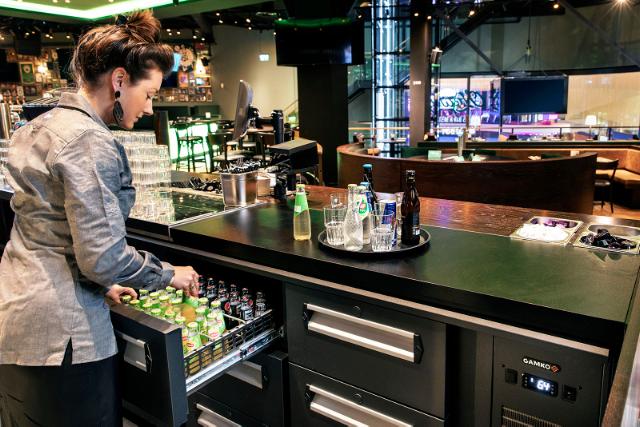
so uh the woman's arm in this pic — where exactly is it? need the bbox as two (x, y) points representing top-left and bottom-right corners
(53, 129), (174, 289)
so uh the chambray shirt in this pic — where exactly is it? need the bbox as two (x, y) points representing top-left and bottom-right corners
(0, 92), (174, 366)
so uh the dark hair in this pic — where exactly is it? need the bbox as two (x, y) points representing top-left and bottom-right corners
(70, 10), (174, 88)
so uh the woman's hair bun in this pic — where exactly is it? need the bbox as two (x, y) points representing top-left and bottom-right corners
(71, 9), (174, 88)
(121, 10), (161, 43)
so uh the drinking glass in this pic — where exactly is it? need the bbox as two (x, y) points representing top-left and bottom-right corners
(324, 205), (347, 246)
(329, 193), (345, 208)
(371, 212), (396, 252)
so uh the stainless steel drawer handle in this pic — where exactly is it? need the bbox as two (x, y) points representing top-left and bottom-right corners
(196, 403), (241, 427)
(226, 360), (264, 389)
(114, 330), (152, 372)
(303, 303), (423, 363)
(306, 385), (413, 427)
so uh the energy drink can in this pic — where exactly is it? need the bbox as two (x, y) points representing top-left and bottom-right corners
(381, 200), (397, 246)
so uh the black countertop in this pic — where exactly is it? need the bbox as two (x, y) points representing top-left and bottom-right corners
(171, 202), (640, 348)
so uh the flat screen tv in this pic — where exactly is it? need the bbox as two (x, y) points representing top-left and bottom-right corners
(275, 18), (364, 66)
(501, 76), (568, 115)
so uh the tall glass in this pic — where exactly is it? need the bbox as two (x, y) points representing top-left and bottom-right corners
(329, 193), (346, 208)
(324, 206), (347, 246)
(371, 212), (396, 252)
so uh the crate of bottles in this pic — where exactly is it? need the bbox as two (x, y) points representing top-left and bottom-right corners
(183, 309), (275, 378)
(120, 280), (275, 381)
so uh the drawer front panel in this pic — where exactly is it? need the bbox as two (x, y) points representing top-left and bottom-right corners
(286, 285), (447, 417)
(197, 349), (288, 426)
(290, 363), (444, 427)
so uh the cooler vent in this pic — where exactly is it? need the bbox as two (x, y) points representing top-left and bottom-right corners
(502, 406), (562, 427)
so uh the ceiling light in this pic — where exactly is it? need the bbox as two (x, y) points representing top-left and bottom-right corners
(176, 30), (180, 35)
(469, 8), (475, 16)
(108, 0), (114, 2)
(66, 33), (71, 39)
(258, 53), (269, 62)
(248, 26), (252, 30)
(215, 12), (220, 16)
(201, 37), (205, 41)
(273, 31), (276, 35)
(193, 35), (197, 39)
(427, 15), (432, 20)
(218, 19), (223, 24)
(413, 12), (419, 17)
(617, 0), (628, 3)
(52, 0), (58, 3)
(278, 17), (282, 21)
(64, 0), (70, 3)
(245, 18), (251, 23)
(553, 2), (559, 9)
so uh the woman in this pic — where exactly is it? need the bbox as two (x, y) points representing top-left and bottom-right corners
(0, 11), (199, 426)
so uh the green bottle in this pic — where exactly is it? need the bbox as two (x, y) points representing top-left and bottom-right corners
(293, 184), (311, 241)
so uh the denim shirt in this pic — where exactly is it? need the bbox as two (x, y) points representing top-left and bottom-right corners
(0, 92), (174, 366)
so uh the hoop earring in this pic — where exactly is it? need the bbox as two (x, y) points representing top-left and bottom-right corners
(113, 87), (124, 124)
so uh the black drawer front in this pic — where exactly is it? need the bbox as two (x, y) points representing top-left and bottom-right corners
(286, 285), (447, 417)
(111, 306), (187, 427)
(197, 349), (288, 427)
(188, 392), (264, 427)
(290, 363), (444, 427)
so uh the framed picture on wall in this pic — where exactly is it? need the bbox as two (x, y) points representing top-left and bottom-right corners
(19, 62), (35, 84)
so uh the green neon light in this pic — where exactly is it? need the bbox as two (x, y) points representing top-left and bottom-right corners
(0, 0), (187, 20)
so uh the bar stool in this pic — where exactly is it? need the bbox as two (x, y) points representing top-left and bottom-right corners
(174, 122), (208, 172)
(240, 135), (257, 155)
(209, 131), (245, 169)
(594, 158), (619, 213)
(253, 132), (276, 164)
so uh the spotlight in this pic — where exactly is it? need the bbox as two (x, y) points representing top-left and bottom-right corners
(246, 18), (251, 23)
(469, 8), (475, 16)
(219, 19), (223, 24)
(553, 2), (560, 9)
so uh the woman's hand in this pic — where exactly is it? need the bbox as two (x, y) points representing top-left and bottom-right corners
(106, 285), (137, 304)
(171, 266), (200, 298)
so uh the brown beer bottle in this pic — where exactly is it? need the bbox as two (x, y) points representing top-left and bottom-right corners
(401, 170), (421, 245)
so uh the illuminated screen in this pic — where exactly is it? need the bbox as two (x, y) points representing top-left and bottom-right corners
(522, 373), (558, 397)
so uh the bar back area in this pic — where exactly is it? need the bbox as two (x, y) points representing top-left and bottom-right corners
(2, 1), (640, 427)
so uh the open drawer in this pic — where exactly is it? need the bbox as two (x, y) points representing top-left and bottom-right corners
(111, 304), (281, 427)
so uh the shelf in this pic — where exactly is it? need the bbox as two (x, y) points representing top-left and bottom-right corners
(154, 102), (216, 107)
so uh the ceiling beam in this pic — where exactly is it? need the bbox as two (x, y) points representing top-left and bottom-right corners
(439, 11), (503, 75)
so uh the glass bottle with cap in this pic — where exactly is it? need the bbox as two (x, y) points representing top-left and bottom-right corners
(293, 183), (311, 241)
(343, 184), (363, 251)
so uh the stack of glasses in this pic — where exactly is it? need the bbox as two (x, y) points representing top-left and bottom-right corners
(114, 131), (174, 224)
(0, 139), (10, 189)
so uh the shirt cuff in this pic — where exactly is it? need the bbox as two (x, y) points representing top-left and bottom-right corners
(160, 262), (175, 288)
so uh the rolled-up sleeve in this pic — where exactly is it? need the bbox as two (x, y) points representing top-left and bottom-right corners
(53, 129), (174, 289)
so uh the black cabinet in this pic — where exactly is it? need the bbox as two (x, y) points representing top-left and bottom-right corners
(289, 363), (444, 426)
(196, 349), (289, 426)
(286, 284), (447, 419)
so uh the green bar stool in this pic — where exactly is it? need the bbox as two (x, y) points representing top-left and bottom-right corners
(174, 121), (208, 172)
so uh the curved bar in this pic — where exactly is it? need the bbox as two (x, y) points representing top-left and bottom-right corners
(338, 143), (597, 214)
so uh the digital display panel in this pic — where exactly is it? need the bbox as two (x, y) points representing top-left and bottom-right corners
(522, 373), (558, 397)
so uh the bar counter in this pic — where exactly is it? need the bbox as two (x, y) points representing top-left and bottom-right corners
(0, 186), (638, 426)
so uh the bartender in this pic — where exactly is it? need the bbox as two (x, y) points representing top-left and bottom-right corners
(0, 10), (198, 426)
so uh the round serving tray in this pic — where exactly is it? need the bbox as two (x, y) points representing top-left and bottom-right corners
(318, 228), (430, 256)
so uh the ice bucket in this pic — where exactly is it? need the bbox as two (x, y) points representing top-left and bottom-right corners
(221, 171), (258, 206)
